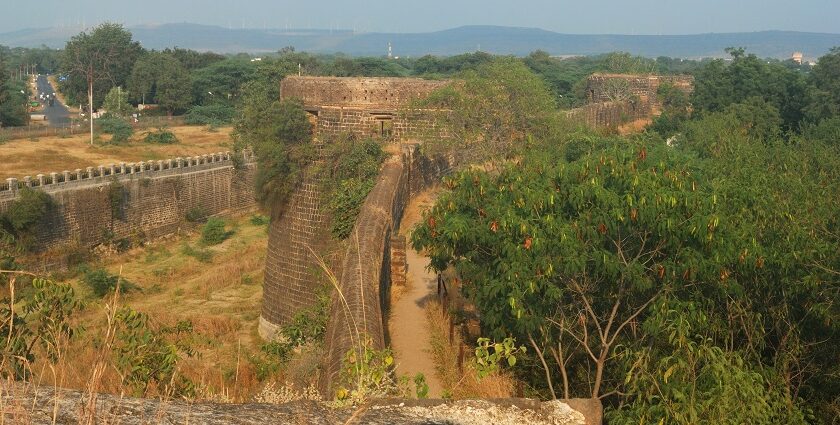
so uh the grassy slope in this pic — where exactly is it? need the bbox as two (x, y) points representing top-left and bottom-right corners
(33, 212), (271, 401)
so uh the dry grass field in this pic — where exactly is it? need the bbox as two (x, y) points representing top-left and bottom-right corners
(0, 125), (234, 180)
(23, 211), (278, 401)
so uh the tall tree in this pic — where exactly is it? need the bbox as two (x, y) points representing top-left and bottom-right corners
(155, 55), (191, 115)
(62, 23), (142, 144)
(806, 47), (840, 121)
(128, 52), (193, 114)
(414, 57), (559, 165)
(0, 50), (28, 127)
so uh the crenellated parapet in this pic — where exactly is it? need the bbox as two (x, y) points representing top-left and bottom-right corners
(1, 150), (254, 199)
(0, 150), (257, 269)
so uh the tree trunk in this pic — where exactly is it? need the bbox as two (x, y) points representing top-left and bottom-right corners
(88, 76), (94, 146)
(592, 349), (608, 398)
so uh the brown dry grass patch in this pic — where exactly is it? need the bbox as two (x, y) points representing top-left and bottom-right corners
(0, 125), (233, 179)
(21, 211), (271, 402)
(425, 299), (516, 399)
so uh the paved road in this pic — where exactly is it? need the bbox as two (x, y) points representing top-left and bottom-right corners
(35, 74), (71, 127)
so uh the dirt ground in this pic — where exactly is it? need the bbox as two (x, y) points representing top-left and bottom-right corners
(389, 188), (445, 397)
(0, 125), (234, 179)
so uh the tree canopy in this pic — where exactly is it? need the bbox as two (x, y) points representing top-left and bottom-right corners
(60, 23), (142, 108)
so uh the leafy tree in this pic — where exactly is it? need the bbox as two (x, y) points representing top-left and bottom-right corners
(61, 23), (142, 144)
(0, 50), (29, 127)
(128, 52), (191, 114)
(806, 47), (840, 121)
(690, 48), (807, 132)
(610, 300), (806, 424)
(155, 56), (191, 115)
(234, 58), (314, 209)
(410, 119), (839, 420)
(112, 307), (195, 397)
(190, 58), (255, 106)
(162, 47), (225, 71)
(649, 82), (692, 136)
(127, 52), (158, 104)
(0, 275), (80, 379)
(102, 86), (131, 116)
(414, 57), (559, 165)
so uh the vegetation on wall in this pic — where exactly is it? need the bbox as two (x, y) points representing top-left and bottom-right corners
(235, 79), (315, 209)
(323, 139), (387, 239)
(0, 188), (54, 252)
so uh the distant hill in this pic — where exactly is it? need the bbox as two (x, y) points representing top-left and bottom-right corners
(2, 23), (839, 60)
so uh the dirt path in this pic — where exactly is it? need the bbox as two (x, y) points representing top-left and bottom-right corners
(389, 188), (443, 397)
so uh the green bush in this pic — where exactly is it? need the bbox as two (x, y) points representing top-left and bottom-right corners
(143, 127), (179, 144)
(2, 188), (53, 235)
(113, 307), (195, 397)
(181, 243), (213, 263)
(325, 140), (386, 239)
(185, 104), (235, 126)
(81, 267), (132, 297)
(185, 206), (208, 223)
(200, 217), (232, 245)
(249, 214), (269, 226)
(97, 115), (133, 144)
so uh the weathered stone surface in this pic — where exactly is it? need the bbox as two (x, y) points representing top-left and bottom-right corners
(281, 76), (448, 139)
(0, 382), (593, 424)
(566, 73), (695, 129)
(281, 76), (448, 110)
(260, 173), (332, 335)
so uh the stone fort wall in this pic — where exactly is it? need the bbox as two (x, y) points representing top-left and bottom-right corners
(259, 77), (452, 339)
(319, 145), (450, 396)
(0, 152), (256, 267)
(281, 76), (448, 110)
(586, 73), (695, 104)
(281, 76), (448, 140)
(567, 73), (694, 128)
(566, 100), (653, 128)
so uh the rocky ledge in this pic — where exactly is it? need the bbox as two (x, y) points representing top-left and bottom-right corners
(1, 382), (602, 424)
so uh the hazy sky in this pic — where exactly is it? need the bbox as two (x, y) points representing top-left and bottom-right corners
(2, 0), (838, 34)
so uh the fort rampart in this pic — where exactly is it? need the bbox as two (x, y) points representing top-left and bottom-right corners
(319, 144), (450, 396)
(567, 73), (694, 128)
(0, 152), (256, 267)
(281, 76), (448, 140)
(260, 77), (452, 338)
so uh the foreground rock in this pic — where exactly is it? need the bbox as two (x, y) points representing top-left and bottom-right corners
(1, 382), (599, 424)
